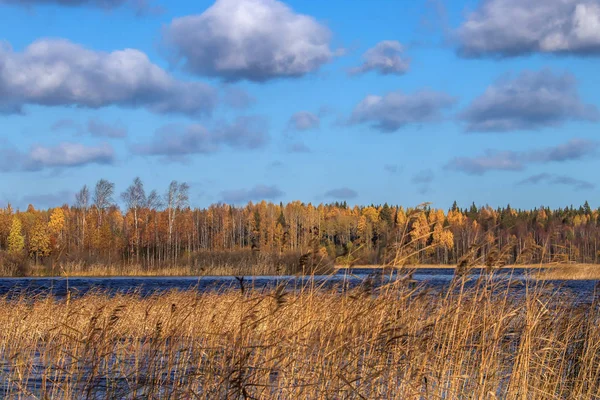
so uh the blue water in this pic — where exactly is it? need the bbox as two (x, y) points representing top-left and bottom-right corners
(0, 268), (597, 299)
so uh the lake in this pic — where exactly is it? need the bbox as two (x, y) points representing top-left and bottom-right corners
(0, 267), (598, 299)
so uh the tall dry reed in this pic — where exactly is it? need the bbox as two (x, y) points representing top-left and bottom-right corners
(0, 274), (599, 399)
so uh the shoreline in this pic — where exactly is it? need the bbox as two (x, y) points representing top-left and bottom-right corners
(334, 263), (598, 270)
(0, 263), (596, 279)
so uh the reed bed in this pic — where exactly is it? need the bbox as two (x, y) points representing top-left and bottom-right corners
(1, 272), (600, 399)
(536, 264), (600, 280)
(8, 250), (332, 278)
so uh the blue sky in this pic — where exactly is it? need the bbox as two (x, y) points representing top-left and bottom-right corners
(0, 0), (599, 210)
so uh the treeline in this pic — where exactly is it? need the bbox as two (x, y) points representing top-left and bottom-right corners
(0, 177), (599, 275)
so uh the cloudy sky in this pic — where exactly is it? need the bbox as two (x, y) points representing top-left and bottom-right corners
(1, 0), (599, 210)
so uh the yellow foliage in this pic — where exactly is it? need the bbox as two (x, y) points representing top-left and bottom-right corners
(362, 207), (379, 224)
(48, 208), (65, 235)
(395, 207), (407, 227)
(430, 209), (445, 226)
(447, 210), (465, 227)
(432, 223), (454, 250)
(29, 220), (51, 259)
(7, 216), (25, 254)
(410, 212), (430, 245)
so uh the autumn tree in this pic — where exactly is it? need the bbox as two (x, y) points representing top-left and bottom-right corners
(0, 204), (13, 249)
(165, 181), (189, 261)
(75, 185), (89, 249)
(29, 219), (50, 263)
(410, 211), (430, 263)
(93, 179), (115, 225)
(4, 180), (600, 271)
(48, 207), (66, 254)
(121, 177), (147, 262)
(7, 216), (25, 254)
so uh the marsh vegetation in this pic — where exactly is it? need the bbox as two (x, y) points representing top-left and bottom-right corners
(1, 271), (600, 399)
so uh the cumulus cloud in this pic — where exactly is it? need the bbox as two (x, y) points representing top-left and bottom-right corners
(447, 138), (598, 175)
(350, 41), (410, 76)
(163, 0), (333, 82)
(528, 138), (598, 162)
(25, 143), (115, 170)
(220, 184), (284, 203)
(132, 116), (269, 161)
(460, 69), (599, 132)
(0, 39), (216, 117)
(133, 125), (218, 159)
(447, 151), (524, 175)
(0, 0), (160, 14)
(456, 0), (600, 57)
(288, 111), (320, 131)
(1, 142), (115, 172)
(324, 187), (358, 200)
(350, 90), (457, 132)
(517, 173), (594, 190)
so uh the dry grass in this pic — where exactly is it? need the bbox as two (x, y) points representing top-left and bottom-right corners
(536, 264), (600, 280)
(23, 262), (600, 278)
(27, 262), (189, 277)
(337, 263), (600, 272)
(1, 274), (600, 399)
(335, 264), (460, 269)
(40, 262), (230, 277)
(13, 250), (333, 278)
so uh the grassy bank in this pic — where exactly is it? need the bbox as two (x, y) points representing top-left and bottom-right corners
(7, 262), (600, 279)
(0, 250), (335, 278)
(1, 274), (599, 398)
(336, 263), (600, 269)
(536, 264), (600, 280)
(339, 263), (600, 274)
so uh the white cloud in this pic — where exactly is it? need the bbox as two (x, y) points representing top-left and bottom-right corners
(0, 39), (216, 116)
(350, 41), (410, 76)
(460, 69), (598, 132)
(456, 0), (600, 57)
(132, 116), (269, 161)
(25, 143), (115, 170)
(163, 0), (334, 82)
(350, 90), (457, 132)
(447, 139), (598, 175)
(1, 142), (115, 172)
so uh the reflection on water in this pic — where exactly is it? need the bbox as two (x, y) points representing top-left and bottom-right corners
(0, 268), (597, 300)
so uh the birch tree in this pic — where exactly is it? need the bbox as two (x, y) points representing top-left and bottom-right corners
(165, 181), (189, 261)
(75, 185), (89, 249)
(121, 177), (146, 262)
(93, 179), (115, 226)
